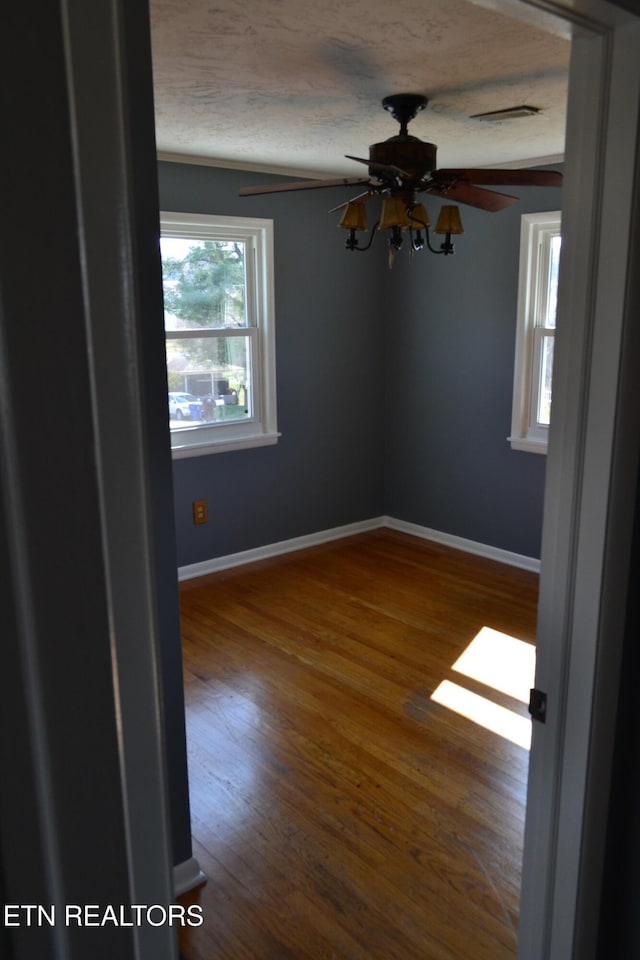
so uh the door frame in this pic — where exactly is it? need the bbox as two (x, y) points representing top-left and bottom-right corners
(472, 0), (640, 957)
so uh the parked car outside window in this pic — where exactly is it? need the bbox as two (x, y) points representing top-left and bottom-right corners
(168, 392), (202, 421)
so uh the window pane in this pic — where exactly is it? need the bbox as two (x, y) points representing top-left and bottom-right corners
(166, 336), (252, 427)
(160, 237), (247, 330)
(537, 335), (554, 426)
(546, 235), (562, 329)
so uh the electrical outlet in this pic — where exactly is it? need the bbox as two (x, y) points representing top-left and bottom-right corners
(192, 500), (207, 525)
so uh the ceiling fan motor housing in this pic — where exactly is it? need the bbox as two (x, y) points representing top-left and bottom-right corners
(369, 136), (437, 184)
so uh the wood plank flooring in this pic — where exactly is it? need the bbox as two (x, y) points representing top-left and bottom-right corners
(176, 529), (539, 960)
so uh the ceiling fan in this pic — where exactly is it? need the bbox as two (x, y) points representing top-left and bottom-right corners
(239, 94), (562, 259)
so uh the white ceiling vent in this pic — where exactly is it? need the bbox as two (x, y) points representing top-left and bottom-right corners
(470, 106), (541, 121)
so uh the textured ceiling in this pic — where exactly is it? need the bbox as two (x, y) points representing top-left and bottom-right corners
(149, 0), (570, 177)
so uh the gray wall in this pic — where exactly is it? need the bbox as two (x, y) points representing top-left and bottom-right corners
(384, 180), (561, 559)
(159, 161), (386, 566)
(160, 162), (561, 565)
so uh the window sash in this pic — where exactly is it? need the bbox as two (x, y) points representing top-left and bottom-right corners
(166, 327), (258, 423)
(532, 328), (555, 430)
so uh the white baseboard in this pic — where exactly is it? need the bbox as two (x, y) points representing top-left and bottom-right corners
(178, 517), (384, 581)
(173, 856), (206, 896)
(178, 515), (540, 580)
(383, 517), (541, 572)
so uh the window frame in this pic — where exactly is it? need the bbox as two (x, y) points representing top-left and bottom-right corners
(160, 211), (278, 458)
(509, 210), (561, 455)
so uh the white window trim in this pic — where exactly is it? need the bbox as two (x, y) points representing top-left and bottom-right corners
(509, 210), (561, 455)
(160, 211), (278, 457)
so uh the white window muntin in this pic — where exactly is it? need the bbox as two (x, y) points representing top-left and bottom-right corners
(509, 211), (561, 454)
(160, 212), (278, 457)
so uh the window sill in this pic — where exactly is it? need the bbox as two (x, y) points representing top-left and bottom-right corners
(171, 431), (280, 459)
(508, 435), (548, 455)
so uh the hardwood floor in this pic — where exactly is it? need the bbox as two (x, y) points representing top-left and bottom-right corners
(176, 529), (539, 960)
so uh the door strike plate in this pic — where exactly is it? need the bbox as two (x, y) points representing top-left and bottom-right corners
(528, 688), (547, 723)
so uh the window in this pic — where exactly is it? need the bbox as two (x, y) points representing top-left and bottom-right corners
(509, 211), (561, 454)
(160, 212), (277, 457)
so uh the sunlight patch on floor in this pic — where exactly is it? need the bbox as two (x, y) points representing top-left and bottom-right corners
(431, 626), (536, 749)
(432, 680), (532, 749)
(451, 626), (536, 703)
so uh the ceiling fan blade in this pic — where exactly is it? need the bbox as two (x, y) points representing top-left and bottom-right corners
(345, 154), (410, 179)
(423, 180), (519, 212)
(345, 154), (371, 166)
(239, 176), (372, 197)
(435, 168), (563, 188)
(328, 189), (381, 213)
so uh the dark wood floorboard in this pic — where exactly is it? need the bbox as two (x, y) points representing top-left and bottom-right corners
(176, 529), (539, 960)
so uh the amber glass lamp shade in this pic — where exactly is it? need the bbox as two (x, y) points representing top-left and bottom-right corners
(408, 203), (431, 230)
(435, 205), (464, 235)
(379, 197), (412, 231)
(338, 202), (368, 232)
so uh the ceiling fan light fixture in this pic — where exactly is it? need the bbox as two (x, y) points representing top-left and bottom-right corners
(338, 202), (368, 232)
(435, 205), (464, 236)
(470, 105), (541, 122)
(379, 197), (412, 231)
(408, 203), (431, 230)
(434, 205), (464, 256)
